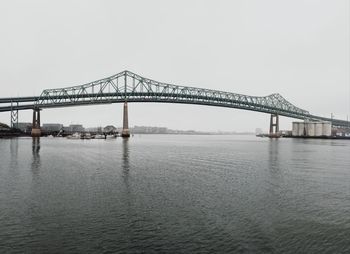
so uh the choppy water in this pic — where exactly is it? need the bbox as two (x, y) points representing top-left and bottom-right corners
(0, 135), (350, 253)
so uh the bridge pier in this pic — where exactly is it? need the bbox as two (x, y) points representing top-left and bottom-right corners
(31, 108), (41, 137)
(121, 102), (130, 138)
(269, 114), (279, 137)
(10, 101), (19, 128)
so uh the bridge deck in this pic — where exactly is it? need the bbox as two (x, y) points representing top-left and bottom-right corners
(0, 71), (348, 128)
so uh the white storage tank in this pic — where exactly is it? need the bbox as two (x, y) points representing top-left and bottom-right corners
(291, 121), (332, 137)
(298, 122), (305, 136)
(307, 122), (315, 136)
(292, 122), (299, 136)
(322, 122), (332, 136)
(315, 122), (323, 136)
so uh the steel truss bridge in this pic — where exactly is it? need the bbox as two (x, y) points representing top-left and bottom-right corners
(0, 70), (348, 128)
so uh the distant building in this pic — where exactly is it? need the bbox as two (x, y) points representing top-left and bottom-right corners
(103, 125), (117, 133)
(60, 124), (84, 134)
(85, 127), (102, 133)
(69, 124), (84, 133)
(15, 122), (32, 133)
(0, 122), (10, 131)
(42, 123), (63, 133)
(62, 127), (70, 133)
(292, 121), (331, 137)
(132, 126), (168, 134)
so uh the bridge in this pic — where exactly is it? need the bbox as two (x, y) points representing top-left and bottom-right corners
(0, 70), (348, 136)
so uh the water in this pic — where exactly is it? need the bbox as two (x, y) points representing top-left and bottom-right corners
(0, 135), (350, 253)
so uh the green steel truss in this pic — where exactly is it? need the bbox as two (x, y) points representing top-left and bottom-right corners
(0, 70), (348, 127)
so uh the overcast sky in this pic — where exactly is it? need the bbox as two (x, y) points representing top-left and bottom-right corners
(0, 0), (349, 132)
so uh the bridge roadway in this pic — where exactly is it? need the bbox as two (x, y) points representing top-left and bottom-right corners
(0, 70), (348, 128)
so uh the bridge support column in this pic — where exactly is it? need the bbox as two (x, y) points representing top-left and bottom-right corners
(121, 102), (130, 138)
(269, 114), (279, 137)
(10, 101), (19, 129)
(31, 108), (41, 137)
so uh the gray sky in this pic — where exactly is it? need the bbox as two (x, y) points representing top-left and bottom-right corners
(0, 0), (349, 132)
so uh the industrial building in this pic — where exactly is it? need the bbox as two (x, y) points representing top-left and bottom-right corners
(103, 125), (118, 133)
(15, 122), (32, 133)
(292, 121), (331, 137)
(67, 124), (84, 133)
(0, 122), (10, 131)
(42, 123), (63, 132)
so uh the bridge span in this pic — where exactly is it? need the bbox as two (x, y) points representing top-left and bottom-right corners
(0, 70), (348, 136)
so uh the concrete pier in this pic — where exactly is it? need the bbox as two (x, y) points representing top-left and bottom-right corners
(121, 102), (130, 138)
(269, 114), (280, 137)
(31, 109), (41, 137)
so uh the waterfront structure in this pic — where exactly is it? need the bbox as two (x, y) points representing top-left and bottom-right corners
(68, 124), (84, 133)
(269, 114), (279, 136)
(15, 122), (32, 133)
(57, 125), (85, 135)
(0, 122), (10, 131)
(0, 70), (349, 137)
(292, 121), (332, 137)
(85, 127), (103, 133)
(42, 123), (63, 133)
(103, 125), (117, 133)
(121, 102), (130, 138)
(31, 109), (41, 137)
(132, 126), (168, 134)
(0, 122), (21, 137)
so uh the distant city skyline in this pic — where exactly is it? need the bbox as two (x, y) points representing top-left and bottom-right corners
(14, 121), (255, 135)
(0, 1), (349, 132)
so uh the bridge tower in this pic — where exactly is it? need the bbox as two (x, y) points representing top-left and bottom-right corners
(121, 71), (130, 138)
(31, 108), (41, 137)
(121, 102), (130, 138)
(10, 101), (19, 129)
(269, 114), (279, 137)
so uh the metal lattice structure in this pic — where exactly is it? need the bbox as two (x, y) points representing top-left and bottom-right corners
(36, 71), (310, 118)
(10, 101), (18, 128)
(0, 70), (349, 127)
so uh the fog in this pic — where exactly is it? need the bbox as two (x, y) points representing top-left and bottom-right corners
(0, 0), (349, 132)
